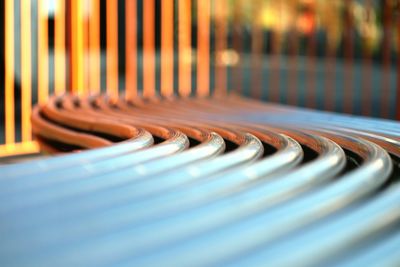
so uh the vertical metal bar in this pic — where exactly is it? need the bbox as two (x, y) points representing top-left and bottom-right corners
(55, 0), (66, 95)
(161, 0), (174, 97)
(66, 0), (72, 92)
(382, 0), (392, 119)
(38, 0), (49, 103)
(83, 0), (90, 93)
(324, 2), (337, 112)
(178, 0), (192, 97)
(214, 0), (227, 96)
(397, 9), (400, 120)
(143, 0), (155, 97)
(5, 0), (15, 144)
(251, 0), (264, 100)
(269, 0), (283, 103)
(20, 0), (32, 142)
(343, 0), (354, 61)
(88, 0), (100, 94)
(197, 0), (210, 97)
(125, 0), (137, 99)
(361, 0), (372, 117)
(287, 0), (298, 106)
(232, 0), (243, 94)
(343, 0), (354, 114)
(70, 0), (84, 95)
(306, 2), (317, 109)
(106, 0), (119, 98)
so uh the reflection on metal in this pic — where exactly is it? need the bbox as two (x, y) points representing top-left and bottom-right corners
(0, 94), (399, 266)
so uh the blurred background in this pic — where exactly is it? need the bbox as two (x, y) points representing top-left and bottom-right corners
(0, 0), (400, 155)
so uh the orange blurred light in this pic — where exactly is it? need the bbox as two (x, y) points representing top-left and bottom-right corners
(38, 0), (49, 102)
(297, 13), (315, 35)
(5, 0), (15, 144)
(126, 0), (138, 99)
(161, 0), (174, 97)
(178, 0), (192, 97)
(89, 0), (101, 94)
(197, 0), (210, 97)
(55, 0), (66, 95)
(106, 0), (119, 98)
(143, 0), (155, 97)
(21, 0), (32, 142)
(0, 141), (40, 158)
(71, 0), (85, 95)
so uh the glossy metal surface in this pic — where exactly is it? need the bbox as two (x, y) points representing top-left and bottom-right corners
(0, 95), (399, 267)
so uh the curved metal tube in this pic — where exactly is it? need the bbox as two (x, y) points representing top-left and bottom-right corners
(0, 94), (398, 267)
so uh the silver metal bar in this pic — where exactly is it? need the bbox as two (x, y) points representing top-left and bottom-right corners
(229, 180), (400, 267)
(0, 129), (302, 240)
